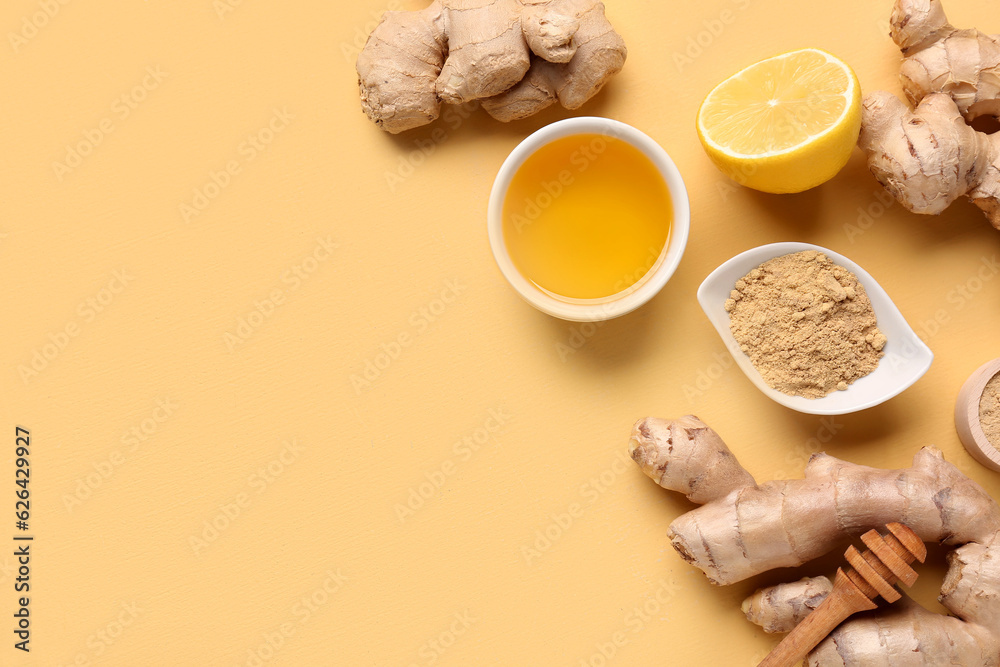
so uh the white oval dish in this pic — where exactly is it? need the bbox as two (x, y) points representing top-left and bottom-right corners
(487, 117), (690, 322)
(696, 242), (933, 415)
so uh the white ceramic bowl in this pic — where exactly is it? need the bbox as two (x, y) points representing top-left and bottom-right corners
(697, 242), (933, 415)
(488, 117), (690, 322)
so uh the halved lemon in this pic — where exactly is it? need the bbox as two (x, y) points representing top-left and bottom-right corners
(697, 48), (862, 194)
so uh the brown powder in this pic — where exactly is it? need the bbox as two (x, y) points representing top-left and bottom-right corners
(979, 372), (1000, 446)
(724, 250), (886, 399)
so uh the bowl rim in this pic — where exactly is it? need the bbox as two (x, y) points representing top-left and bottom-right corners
(697, 241), (934, 415)
(487, 116), (690, 322)
(954, 357), (1000, 472)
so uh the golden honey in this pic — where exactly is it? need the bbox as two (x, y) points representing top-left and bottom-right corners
(502, 134), (672, 300)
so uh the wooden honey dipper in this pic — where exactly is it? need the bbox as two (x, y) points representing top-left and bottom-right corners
(758, 522), (927, 667)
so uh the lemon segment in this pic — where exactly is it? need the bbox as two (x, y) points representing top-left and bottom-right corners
(697, 49), (862, 194)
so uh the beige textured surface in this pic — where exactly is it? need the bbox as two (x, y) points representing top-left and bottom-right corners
(726, 250), (885, 398)
(980, 371), (1000, 447)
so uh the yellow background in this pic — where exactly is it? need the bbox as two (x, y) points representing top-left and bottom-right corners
(2, 0), (1000, 665)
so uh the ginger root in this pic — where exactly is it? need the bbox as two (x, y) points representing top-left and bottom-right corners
(742, 576), (833, 634)
(356, 0), (627, 133)
(630, 415), (1000, 665)
(890, 0), (1000, 121)
(860, 91), (1000, 225)
(859, 0), (1000, 227)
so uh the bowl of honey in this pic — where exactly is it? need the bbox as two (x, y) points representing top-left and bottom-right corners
(488, 117), (690, 321)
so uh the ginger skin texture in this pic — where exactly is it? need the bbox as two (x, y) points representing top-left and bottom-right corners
(356, 0), (627, 133)
(859, 0), (1000, 227)
(629, 416), (1000, 666)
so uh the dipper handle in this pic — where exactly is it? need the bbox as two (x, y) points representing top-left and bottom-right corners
(757, 523), (926, 667)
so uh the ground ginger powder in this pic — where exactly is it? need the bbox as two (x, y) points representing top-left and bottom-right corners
(724, 250), (886, 399)
(979, 372), (1000, 447)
